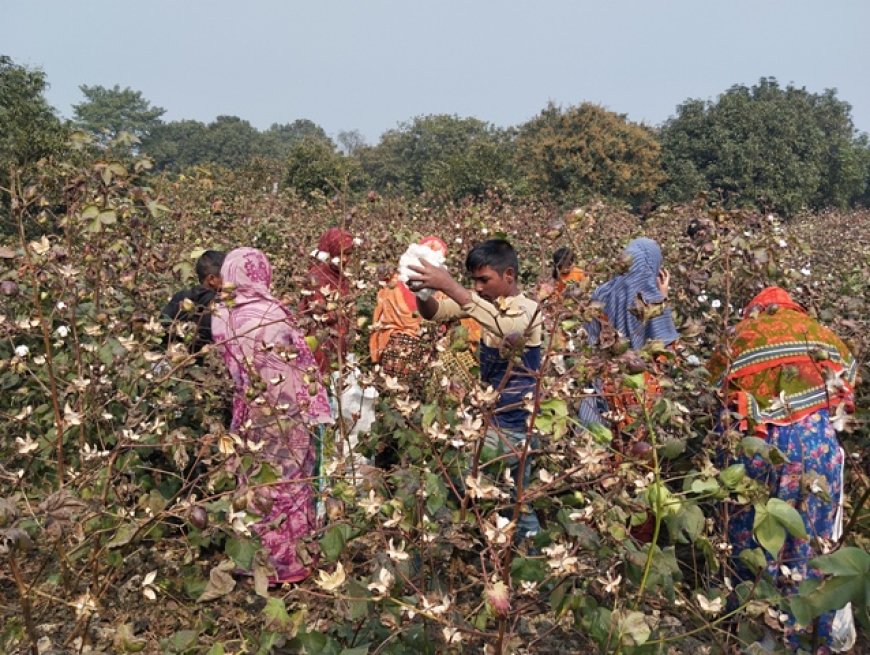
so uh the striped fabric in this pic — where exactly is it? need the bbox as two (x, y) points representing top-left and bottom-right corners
(587, 238), (679, 351)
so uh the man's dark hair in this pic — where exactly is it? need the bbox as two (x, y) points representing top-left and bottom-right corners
(195, 250), (226, 283)
(552, 246), (574, 279)
(465, 239), (519, 276)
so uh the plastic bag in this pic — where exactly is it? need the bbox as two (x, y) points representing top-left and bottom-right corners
(830, 446), (856, 653)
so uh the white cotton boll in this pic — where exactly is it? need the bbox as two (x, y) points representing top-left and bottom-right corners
(55, 325), (70, 338)
(686, 355), (701, 366)
(711, 299), (721, 309)
(398, 243), (447, 302)
(698, 294), (708, 303)
(15, 345), (29, 358)
(316, 250), (330, 262)
(800, 267), (811, 276)
(398, 244), (446, 283)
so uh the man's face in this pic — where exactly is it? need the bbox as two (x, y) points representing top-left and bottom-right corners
(469, 266), (513, 302)
(204, 274), (223, 292)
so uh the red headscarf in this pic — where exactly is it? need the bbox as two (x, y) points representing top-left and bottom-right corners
(744, 286), (805, 315)
(318, 228), (355, 259)
(309, 228), (354, 294)
(419, 235), (447, 255)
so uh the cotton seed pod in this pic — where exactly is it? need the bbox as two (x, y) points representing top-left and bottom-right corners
(231, 492), (248, 512)
(189, 506), (209, 530)
(252, 491), (273, 516)
(486, 580), (510, 617)
(629, 441), (653, 461)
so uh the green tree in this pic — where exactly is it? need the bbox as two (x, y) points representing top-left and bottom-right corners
(359, 114), (514, 199)
(284, 136), (364, 199)
(337, 129), (367, 156)
(140, 119), (208, 170)
(261, 119), (330, 159)
(142, 116), (263, 170)
(73, 84), (165, 146)
(514, 102), (664, 207)
(0, 55), (66, 169)
(660, 78), (867, 214)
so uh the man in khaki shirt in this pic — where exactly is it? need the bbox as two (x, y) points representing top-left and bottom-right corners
(408, 239), (542, 540)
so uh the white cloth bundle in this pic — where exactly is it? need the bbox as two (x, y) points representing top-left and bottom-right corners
(398, 242), (446, 301)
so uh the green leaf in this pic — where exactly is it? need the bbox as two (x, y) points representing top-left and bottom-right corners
(105, 522), (137, 550)
(225, 536), (257, 569)
(320, 524), (352, 562)
(753, 503), (785, 557)
(339, 645), (371, 655)
(784, 547), (870, 626)
(659, 437), (686, 459)
(623, 373), (646, 390)
(810, 547), (870, 577)
(690, 478), (720, 495)
(719, 463), (746, 488)
(206, 645), (226, 655)
(420, 403), (438, 428)
(165, 629), (198, 653)
(345, 579), (370, 620)
(766, 498), (807, 539)
(739, 547), (768, 574)
(263, 597), (290, 631)
(98, 210), (117, 225)
(612, 609), (651, 647)
(511, 556), (547, 582)
(793, 576), (864, 624)
(664, 502), (705, 543)
(250, 462), (279, 485)
(586, 422), (612, 445)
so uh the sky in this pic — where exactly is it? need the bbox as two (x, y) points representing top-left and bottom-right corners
(3, 1), (869, 144)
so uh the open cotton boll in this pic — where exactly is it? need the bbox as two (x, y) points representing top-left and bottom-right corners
(398, 243), (446, 300)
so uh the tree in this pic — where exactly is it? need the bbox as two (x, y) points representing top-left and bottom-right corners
(660, 78), (867, 215)
(0, 55), (65, 169)
(142, 116), (263, 170)
(73, 84), (165, 145)
(359, 114), (514, 199)
(284, 136), (364, 199)
(514, 102), (664, 207)
(140, 120), (208, 170)
(261, 119), (331, 159)
(200, 116), (262, 169)
(337, 129), (367, 156)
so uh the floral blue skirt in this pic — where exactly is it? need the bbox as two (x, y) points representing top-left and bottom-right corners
(728, 409), (844, 651)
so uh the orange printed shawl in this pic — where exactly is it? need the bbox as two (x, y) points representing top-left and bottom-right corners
(708, 287), (856, 429)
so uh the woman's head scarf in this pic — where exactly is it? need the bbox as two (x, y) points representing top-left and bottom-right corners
(213, 247), (332, 425)
(589, 238), (679, 350)
(708, 286), (856, 429)
(318, 228), (355, 261)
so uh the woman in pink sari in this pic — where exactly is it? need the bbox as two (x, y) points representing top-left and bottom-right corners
(212, 248), (332, 583)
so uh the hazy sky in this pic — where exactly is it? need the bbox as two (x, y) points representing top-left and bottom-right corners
(3, 1), (869, 143)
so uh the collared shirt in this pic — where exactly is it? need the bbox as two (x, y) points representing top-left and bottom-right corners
(431, 292), (543, 430)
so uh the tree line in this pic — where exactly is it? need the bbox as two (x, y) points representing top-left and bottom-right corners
(3, 54), (870, 215)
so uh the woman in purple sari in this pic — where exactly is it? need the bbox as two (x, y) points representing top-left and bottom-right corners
(212, 247), (333, 583)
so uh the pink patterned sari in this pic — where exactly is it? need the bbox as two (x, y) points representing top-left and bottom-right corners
(212, 248), (332, 583)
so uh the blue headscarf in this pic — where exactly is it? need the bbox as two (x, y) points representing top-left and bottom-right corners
(587, 238), (679, 350)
